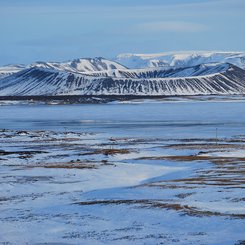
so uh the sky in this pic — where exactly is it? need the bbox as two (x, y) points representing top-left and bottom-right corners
(0, 0), (244, 65)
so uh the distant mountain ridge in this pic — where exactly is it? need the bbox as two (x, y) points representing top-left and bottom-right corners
(0, 57), (126, 78)
(0, 51), (245, 96)
(115, 51), (245, 69)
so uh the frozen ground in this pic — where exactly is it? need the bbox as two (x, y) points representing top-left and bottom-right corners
(0, 100), (245, 245)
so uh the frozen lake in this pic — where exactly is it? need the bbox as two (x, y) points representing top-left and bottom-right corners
(1, 100), (245, 138)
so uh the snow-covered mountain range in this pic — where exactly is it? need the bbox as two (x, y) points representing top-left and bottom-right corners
(0, 51), (245, 96)
(116, 51), (245, 69)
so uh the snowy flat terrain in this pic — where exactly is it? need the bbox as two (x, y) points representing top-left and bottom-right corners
(0, 100), (245, 245)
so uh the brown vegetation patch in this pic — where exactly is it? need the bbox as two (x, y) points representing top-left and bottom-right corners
(137, 155), (245, 165)
(137, 155), (215, 162)
(31, 137), (81, 143)
(75, 199), (245, 218)
(0, 150), (46, 156)
(145, 183), (197, 189)
(175, 193), (195, 199)
(40, 163), (97, 169)
(143, 174), (245, 190)
(81, 148), (133, 156)
(178, 138), (245, 143)
(171, 177), (245, 186)
(15, 160), (99, 169)
(164, 143), (245, 150)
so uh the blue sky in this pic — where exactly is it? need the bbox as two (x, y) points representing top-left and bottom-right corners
(0, 0), (244, 65)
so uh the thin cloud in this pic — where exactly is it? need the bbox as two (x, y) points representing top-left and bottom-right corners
(136, 21), (208, 32)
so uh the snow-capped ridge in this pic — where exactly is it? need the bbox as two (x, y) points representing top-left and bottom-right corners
(0, 62), (245, 96)
(0, 57), (128, 78)
(115, 51), (245, 69)
(31, 57), (127, 73)
(0, 64), (27, 78)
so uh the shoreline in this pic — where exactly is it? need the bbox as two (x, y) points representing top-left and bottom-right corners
(0, 94), (245, 104)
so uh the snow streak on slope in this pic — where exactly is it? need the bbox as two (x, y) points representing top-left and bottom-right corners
(0, 64), (245, 96)
(86, 63), (230, 79)
(116, 51), (245, 69)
